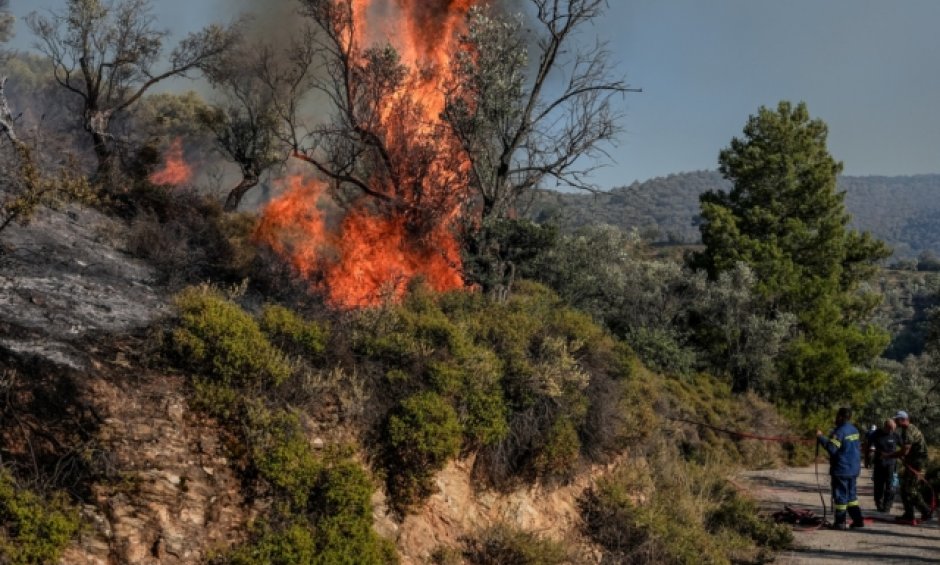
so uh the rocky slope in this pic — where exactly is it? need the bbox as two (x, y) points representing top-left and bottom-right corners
(1, 205), (256, 563)
(0, 203), (618, 563)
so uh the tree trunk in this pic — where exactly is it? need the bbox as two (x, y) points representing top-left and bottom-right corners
(224, 175), (260, 212)
(90, 130), (114, 180)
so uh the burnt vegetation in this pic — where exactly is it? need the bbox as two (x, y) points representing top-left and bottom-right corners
(1, 1), (938, 564)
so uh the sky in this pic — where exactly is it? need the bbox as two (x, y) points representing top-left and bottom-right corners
(8, 0), (940, 187)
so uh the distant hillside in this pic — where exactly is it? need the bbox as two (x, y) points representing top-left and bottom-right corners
(528, 171), (940, 258)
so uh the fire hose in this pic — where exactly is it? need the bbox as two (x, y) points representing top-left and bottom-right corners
(664, 416), (828, 528)
(668, 417), (938, 526)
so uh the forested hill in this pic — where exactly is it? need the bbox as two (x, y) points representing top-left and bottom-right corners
(529, 171), (940, 257)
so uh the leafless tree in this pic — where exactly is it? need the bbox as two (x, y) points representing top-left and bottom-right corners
(444, 1), (634, 221)
(26, 0), (237, 180)
(201, 42), (292, 212)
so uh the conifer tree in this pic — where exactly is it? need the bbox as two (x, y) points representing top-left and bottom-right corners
(694, 101), (891, 414)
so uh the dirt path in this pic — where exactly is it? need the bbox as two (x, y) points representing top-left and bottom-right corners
(741, 466), (940, 564)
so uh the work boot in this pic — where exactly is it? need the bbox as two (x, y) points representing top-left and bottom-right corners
(898, 512), (916, 523)
(848, 506), (864, 528)
(921, 509), (934, 523)
(830, 522), (848, 531)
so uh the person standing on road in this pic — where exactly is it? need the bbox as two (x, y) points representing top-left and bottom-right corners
(865, 418), (900, 512)
(863, 424), (878, 469)
(885, 410), (933, 523)
(816, 407), (865, 529)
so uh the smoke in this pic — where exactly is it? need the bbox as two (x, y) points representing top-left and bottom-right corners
(227, 0), (528, 50)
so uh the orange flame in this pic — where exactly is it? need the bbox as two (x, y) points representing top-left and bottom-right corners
(259, 0), (482, 308)
(256, 176), (464, 307)
(149, 138), (193, 186)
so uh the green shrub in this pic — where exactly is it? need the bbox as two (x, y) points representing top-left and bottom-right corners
(707, 491), (792, 551)
(581, 471), (729, 565)
(312, 460), (399, 564)
(0, 468), (80, 565)
(387, 392), (463, 509)
(582, 443), (791, 565)
(216, 460), (398, 565)
(463, 524), (568, 565)
(191, 377), (242, 422)
(222, 521), (318, 565)
(244, 403), (322, 510)
(626, 327), (697, 377)
(172, 285), (292, 387)
(533, 416), (582, 478)
(261, 304), (329, 357)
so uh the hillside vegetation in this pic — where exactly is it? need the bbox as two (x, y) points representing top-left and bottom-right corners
(2, 1), (939, 562)
(529, 171), (940, 258)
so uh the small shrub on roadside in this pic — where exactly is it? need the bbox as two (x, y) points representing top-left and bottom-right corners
(706, 491), (792, 551)
(310, 459), (399, 564)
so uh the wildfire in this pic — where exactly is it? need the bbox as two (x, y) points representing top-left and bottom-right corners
(256, 176), (464, 307)
(258, 0), (482, 308)
(149, 138), (193, 186)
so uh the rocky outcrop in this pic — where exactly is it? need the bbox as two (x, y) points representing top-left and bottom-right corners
(60, 368), (252, 565)
(376, 455), (619, 564)
(1, 204), (252, 563)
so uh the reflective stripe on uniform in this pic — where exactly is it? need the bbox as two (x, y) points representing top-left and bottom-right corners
(844, 434), (860, 442)
(847, 500), (859, 507)
(834, 503), (848, 510)
(829, 438), (842, 448)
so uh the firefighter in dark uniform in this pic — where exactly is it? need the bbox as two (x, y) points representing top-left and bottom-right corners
(816, 407), (864, 529)
(864, 418), (899, 512)
(885, 410), (933, 523)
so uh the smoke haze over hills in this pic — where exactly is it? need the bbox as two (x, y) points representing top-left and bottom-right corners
(529, 171), (940, 259)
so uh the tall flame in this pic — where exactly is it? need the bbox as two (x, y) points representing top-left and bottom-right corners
(258, 0), (482, 308)
(256, 176), (465, 307)
(149, 138), (193, 186)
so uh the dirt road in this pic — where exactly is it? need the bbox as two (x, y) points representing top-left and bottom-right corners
(741, 466), (940, 564)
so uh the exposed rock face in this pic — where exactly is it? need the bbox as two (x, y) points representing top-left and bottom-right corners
(376, 455), (616, 564)
(0, 204), (251, 564)
(60, 370), (251, 565)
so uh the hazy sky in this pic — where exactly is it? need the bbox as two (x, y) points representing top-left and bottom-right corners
(8, 0), (940, 187)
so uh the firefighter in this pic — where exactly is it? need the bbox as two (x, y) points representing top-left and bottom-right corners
(885, 410), (933, 523)
(865, 418), (899, 512)
(863, 424), (877, 469)
(816, 407), (864, 529)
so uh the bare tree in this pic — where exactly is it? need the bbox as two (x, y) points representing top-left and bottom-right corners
(26, 0), (237, 180)
(444, 1), (633, 221)
(201, 43), (290, 212)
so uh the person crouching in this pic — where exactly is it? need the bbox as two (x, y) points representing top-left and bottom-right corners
(817, 407), (864, 529)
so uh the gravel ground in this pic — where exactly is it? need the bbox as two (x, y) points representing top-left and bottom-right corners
(741, 465), (940, 564)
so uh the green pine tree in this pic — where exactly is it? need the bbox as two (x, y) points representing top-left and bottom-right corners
(693, 101), (891, 415)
